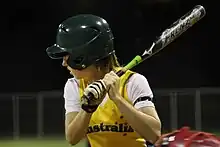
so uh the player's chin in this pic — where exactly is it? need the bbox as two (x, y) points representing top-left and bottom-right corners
(71, 73), (84, 80)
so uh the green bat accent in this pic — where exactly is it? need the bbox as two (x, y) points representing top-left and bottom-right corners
(123, 55), (143, 71)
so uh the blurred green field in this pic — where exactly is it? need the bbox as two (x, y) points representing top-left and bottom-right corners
(0, 138), (87, 147)
(0, 132), (219, 147)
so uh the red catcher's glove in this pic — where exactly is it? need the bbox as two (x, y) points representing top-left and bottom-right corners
(155, 126), (220, 147)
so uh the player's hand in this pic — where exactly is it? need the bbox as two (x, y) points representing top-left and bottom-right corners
(81, 80), (107, 113)
(103, 71), (121, 100)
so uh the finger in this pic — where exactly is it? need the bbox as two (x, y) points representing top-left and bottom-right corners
(103, 72), (111, 80)
(103, 74), (111, 85)
(105, 72), (117, 80)
(103, 77), (113, 86)
(104, 71), (116, 80)
(109, 71), (118, 77)
(109, 73), (119, 82)
(109, 71), (115, 75)
(103, 79), (110, 91)
(106, 74), (119, 84)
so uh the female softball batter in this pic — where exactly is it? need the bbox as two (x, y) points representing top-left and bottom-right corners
(46, 14), (161, 147)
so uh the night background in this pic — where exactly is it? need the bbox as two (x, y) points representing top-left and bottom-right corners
(0, 0), (219, 146)
(0, 0), (217, 92)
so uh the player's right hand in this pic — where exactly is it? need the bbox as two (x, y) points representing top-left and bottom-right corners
(81, 80), (107, 113)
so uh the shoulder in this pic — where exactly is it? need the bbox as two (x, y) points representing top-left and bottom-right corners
(125, 72), (153, 102)
(125, 72), (155, 109)
(63, 78), (81, 113)
(126, 72), (152, 94)
(127, 72), (149, 83)
(64, 77), (80, 99)
(64, 78), (80, 90)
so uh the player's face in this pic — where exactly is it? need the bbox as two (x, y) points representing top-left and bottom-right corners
(62, 55), (102, 82)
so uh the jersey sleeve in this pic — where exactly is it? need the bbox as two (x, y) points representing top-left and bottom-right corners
(63, 78), (81, 114)
(126, 73), (155, 109)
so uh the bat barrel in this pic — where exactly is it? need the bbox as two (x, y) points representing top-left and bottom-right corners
(194, 5), (206, 17)
(155, 5), (206, 50)
(81, 5), (206, 101)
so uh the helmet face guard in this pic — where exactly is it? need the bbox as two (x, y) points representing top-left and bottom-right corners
(46, 14), (115, 70)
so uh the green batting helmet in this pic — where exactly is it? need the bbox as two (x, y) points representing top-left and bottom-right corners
(46, 14), (114, 70)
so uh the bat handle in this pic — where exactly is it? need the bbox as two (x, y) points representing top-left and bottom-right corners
(115, 55), (143, 77)
(116, 69), (126, 77)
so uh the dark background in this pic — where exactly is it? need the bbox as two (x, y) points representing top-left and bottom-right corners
(0, 0), (219, 138)
(0, 0), (217, 92)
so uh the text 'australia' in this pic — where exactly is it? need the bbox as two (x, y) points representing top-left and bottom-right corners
(87, 123), (134, 134)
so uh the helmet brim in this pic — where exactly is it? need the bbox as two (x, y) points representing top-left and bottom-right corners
(46, 44), (69, 59)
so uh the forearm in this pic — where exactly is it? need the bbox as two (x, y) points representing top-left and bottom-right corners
(66, 110), (92, 145)
(113, 96), (161, 143)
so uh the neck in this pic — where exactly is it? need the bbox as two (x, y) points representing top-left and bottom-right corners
(87, 68), (110, 85)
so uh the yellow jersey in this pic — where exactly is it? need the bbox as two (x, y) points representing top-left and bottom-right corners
(79, 70), (146, 147)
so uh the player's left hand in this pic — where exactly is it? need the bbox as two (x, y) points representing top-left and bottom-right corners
(103, 71), (121, 100)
